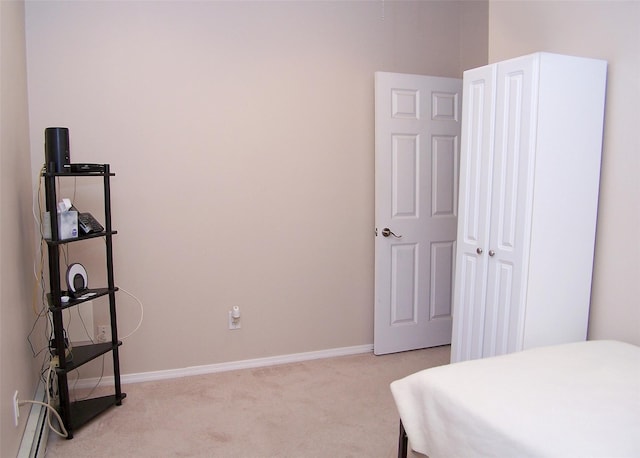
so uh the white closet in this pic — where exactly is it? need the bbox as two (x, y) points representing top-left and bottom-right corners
(451, 52), (607, 363)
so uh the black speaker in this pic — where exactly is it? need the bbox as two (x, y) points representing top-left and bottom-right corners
(45, 127), (71, 173)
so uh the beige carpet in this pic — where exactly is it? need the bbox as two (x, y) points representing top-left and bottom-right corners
(46, 346), (450, 457)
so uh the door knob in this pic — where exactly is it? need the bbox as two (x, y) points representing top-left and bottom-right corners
(381, 228), (402, 238)
(488, 250), (496, 257)
(476, 248), (483, 255)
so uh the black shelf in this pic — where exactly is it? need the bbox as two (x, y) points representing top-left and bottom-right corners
(47, 287), (119, 311)
(43, 162), (124, 439)
(45, 230), (118, 246)
(69, 394), (127, 431)
(55, 341), (123, 373)
(43, 169), (115, 178)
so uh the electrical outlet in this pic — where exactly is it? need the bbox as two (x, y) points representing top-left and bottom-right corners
(97, 325), (110, 342)
(228, 311), (241, 330)
(13, 391), (19, 427)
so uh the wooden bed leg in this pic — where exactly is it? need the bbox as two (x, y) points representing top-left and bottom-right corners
(398, 419), (408, 458)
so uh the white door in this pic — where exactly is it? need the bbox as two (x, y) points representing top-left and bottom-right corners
(374, 72), (462, 355)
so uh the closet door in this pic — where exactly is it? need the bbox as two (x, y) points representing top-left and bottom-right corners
(482, 55), (538, 357)
(450, 65), (495, 363)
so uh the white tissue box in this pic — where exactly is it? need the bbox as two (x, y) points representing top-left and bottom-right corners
(58, 210), (78, 239)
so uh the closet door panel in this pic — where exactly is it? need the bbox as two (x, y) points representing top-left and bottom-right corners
(483, 259), (520, 356)
(451, 65), (495, 362)
(484, 55), (538, 356)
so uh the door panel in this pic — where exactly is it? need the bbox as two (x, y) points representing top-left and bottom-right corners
(432, 135), (458, 216)
(390, 243), (418, 324)
(483, 259), (515, 355)
(375, 72), (462, 355)
(431, 242), (455, 319)
(392, 134), (419, 218)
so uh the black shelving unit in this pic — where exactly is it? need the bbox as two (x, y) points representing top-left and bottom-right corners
(43, 163), (125, 439)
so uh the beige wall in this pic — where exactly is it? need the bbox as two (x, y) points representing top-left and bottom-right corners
(488, 1), (640, 345)
(6, 3), (634, 453)
(24, 1), (488, 377)
(0, 1), (40, 455)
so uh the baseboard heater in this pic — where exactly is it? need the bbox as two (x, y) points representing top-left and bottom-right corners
(17, 380), (49, 458)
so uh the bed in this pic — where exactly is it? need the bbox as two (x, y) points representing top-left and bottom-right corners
(390, 340), (640, 458)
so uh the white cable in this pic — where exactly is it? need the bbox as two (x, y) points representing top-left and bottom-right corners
(18, 364), (69, 438)
(18, 399), (68, 438)
(31, 164), (46, 243)
(118, 287), (144, 340)
(32, 165), (46, 286)
(45, 363), (68, 438)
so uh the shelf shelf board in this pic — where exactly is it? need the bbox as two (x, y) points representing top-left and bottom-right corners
(43, 169), (115, 178)
(45, 230), (118, 246)
(56, 341), (122, 373)
(69, 393), (126, 432)
(48, 287), (118, 311)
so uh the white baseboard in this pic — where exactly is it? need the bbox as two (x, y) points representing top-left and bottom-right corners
(17, 380), (49, 458)
(73, 344), (374, 389)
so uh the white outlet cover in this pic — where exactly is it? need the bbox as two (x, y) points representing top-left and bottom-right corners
(228, 311), (241, 330)
(97, 325), (111, 342)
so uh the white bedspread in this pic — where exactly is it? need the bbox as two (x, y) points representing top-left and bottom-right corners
(390, 340), (640, 457)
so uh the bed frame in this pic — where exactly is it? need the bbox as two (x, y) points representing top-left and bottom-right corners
(398, 420), (408, 458)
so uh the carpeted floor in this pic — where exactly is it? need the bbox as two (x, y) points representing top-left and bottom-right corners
(46, 346), (450, 457)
